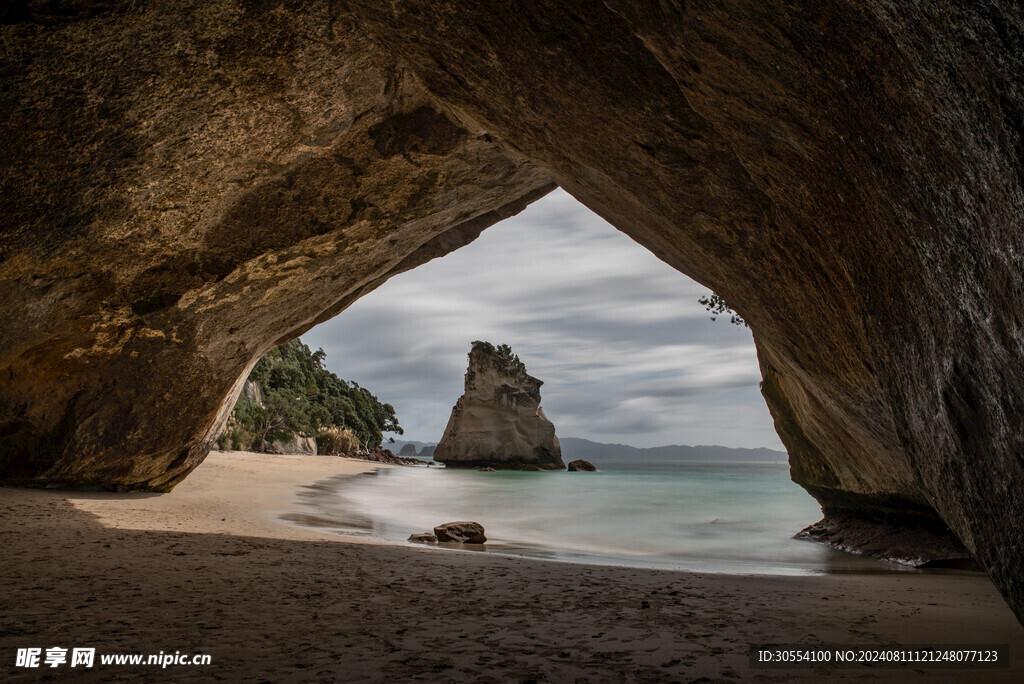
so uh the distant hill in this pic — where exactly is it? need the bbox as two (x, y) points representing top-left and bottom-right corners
(383, 437), (786, 463)
(560, 437), (787, 463)
(383, 439), (436, 458)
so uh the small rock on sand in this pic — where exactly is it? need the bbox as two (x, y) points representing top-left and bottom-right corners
(434, 521), (487, 544)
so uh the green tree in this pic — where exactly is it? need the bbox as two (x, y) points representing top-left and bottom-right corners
(253, 390), (304, 449)
(219, 338), (402, 453)
(471, 340), (525, 371)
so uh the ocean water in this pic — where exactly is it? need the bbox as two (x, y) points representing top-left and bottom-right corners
(284, 459), (907, 576)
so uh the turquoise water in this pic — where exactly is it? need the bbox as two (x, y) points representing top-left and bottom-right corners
(286, 460), (905, 576)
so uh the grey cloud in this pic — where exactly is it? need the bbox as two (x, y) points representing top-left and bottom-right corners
(587, 413), (671, 436)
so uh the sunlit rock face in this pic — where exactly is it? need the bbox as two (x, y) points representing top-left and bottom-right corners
(2, 1), (1024, 621)
(434, 347), (563, 470)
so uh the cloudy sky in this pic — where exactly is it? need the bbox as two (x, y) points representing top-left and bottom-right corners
(303, 189), (784, 450)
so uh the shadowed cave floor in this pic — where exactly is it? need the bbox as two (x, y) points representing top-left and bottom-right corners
(1, 492), (1022, 683)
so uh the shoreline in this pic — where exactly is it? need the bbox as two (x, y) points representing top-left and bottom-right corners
(289, 461), (921, 579)
(66, 450), (397, 543)
(2, 451), (1022, 681)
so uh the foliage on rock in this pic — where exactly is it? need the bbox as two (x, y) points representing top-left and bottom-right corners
(698, 292), (747, 327)
(218, 339), (401, 452)
(470, 340), (526, 372)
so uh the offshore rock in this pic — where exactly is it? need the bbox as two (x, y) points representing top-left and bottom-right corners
(567, 460), (597, 472)
(433, 347), (563, 470)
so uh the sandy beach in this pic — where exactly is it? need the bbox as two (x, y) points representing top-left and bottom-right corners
(2, 451), (1022, 682)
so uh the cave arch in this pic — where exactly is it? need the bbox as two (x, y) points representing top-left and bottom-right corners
(302, 188), (781, 453)
(1, 2), (1022, 621)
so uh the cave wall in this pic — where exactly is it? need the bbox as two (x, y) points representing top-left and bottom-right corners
(2, 2), (1023, 620)
(0, 1), (553, 488)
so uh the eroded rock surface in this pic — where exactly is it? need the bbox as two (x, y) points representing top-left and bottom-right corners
(433, 347), (563, 470)
(241, 381), (265, 407)
(2, 2), (1024, 621)
(265, 435), (317, 457)
(796, 516), (978, 570)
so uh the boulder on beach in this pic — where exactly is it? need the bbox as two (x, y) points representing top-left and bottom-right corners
(408, 533), (438, 543)
(266, 435), (317, 456)
(434, 521), (487, 544)
(433, 342), (563, 471)
(567, 459), (597, 472)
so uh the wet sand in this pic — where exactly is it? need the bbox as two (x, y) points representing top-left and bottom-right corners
(1, 451), (1021, 682)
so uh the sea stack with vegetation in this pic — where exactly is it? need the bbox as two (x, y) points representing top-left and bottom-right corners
(434, 341), (563, 470)
(217, 339), (402, 456)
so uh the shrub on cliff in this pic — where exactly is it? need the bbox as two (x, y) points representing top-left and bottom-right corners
(216, 397), (264, 450)
(220, 339), (402, 452)
(698, 292), (747, 326)
(470, 340), (526, 372)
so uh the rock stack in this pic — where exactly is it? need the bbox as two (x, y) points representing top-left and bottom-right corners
(434, 344), (563, 470)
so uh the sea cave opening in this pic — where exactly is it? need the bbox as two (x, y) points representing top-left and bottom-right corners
(244, 189), (886, 575)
